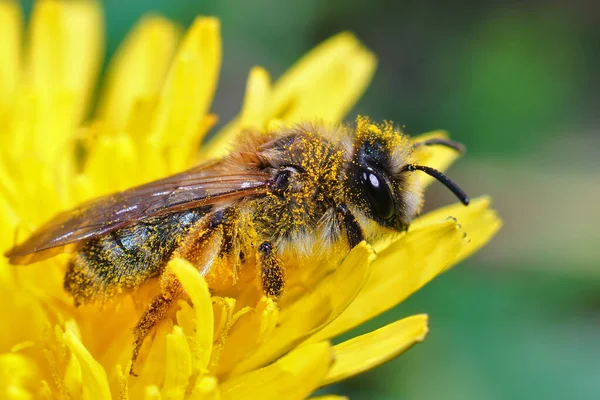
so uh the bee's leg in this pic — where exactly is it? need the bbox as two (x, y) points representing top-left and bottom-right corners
(336, 204), (365, 248)
(130, 275), (183, 375)
(257, 241), (285, 298)
(129, 210), (232, 374)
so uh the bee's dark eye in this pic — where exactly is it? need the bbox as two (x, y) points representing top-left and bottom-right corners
(358, 167), (395, 220)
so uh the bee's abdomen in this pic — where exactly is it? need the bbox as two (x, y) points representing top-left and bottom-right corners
(64, 209), (206, 305)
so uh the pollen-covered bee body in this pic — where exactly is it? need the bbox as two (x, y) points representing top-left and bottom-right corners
(63, 125), (356, 304)
(64, 208), (208, 305)
(4, 117), (470, 370)
(248, 125), (351, 254)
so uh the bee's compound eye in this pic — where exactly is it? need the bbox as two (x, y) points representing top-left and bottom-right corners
(359, 168), (395, 220)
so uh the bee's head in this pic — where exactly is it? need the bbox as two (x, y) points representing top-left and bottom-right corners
(347, 117), (469, 232)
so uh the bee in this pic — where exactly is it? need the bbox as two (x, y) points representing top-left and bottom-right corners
(5, 117), (469, 370)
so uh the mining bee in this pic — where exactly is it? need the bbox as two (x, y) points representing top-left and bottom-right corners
(5, 117), (469, 370)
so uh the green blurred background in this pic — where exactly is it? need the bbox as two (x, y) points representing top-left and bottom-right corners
(26, 0), (599, 398)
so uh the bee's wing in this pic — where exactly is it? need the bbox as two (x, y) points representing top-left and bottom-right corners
(5, 160), (271, 264)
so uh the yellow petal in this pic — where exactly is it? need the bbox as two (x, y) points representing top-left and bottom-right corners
(0, 239), (54, 353)
(308, 218), (466, 343)
(138, 138), (169, 183)
(97, 15), (182, 131)
(214, 296), (278, 376)
(63, 350), (83, 399)
(240, 66), (271, 129)
(145, 385), (162, 400)
(151, 17), (221, 169)
(27, 0), (103, 124)
(221, 342), (332, 400)
(39, 381), (53, 400)
(231, 242), (374, 376)
(0, 161), (18, 206)
(0, 353), (40, 400)
(9, 90), (74, 165)
(84, 134), (139, 195)
(13, 156), (63, 224)
(161, 326), (192, 400)
(0, 0), (22, 115)
(70, 174), (95, 206)
(187, 375), (219, 400)
(309, 396), (348, 400)
(309, 397), (348, 400)
(322, 314), (429, 386)
(0, 196), (18, 252)
(411, 131), (461, 188)
(205, 32), (376, 159)
(210, 303), (252, 375)
(206, 296), (236, 357)
(133, 322), (171, 389)
(169, 258), (214, 371)
(256, 296), (279, 344)
(412, 196), (502, 265)
(269, 32), (375, 122)
(63, 325), (111, 400)
(201, 66), (271, 159)
(17, 0), (103, 165)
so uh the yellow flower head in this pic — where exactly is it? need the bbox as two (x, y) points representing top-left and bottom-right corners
(0, 1), (501, 399)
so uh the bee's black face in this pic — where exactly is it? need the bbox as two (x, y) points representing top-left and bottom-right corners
(356, 166), (395, 221)
(349, 140), (410, 232)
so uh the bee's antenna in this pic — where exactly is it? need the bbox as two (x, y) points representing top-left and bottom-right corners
(404, 164), (470, 205)
(414, 138), (466, 153)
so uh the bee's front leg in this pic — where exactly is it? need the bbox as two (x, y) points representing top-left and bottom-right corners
(257, 241), (285, 298)
(336, 204), (365, 248)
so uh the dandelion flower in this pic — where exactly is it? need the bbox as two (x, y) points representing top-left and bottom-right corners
(0, 1), (501, 399)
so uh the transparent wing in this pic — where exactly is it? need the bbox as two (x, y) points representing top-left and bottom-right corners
(6, 160), (271, 264)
